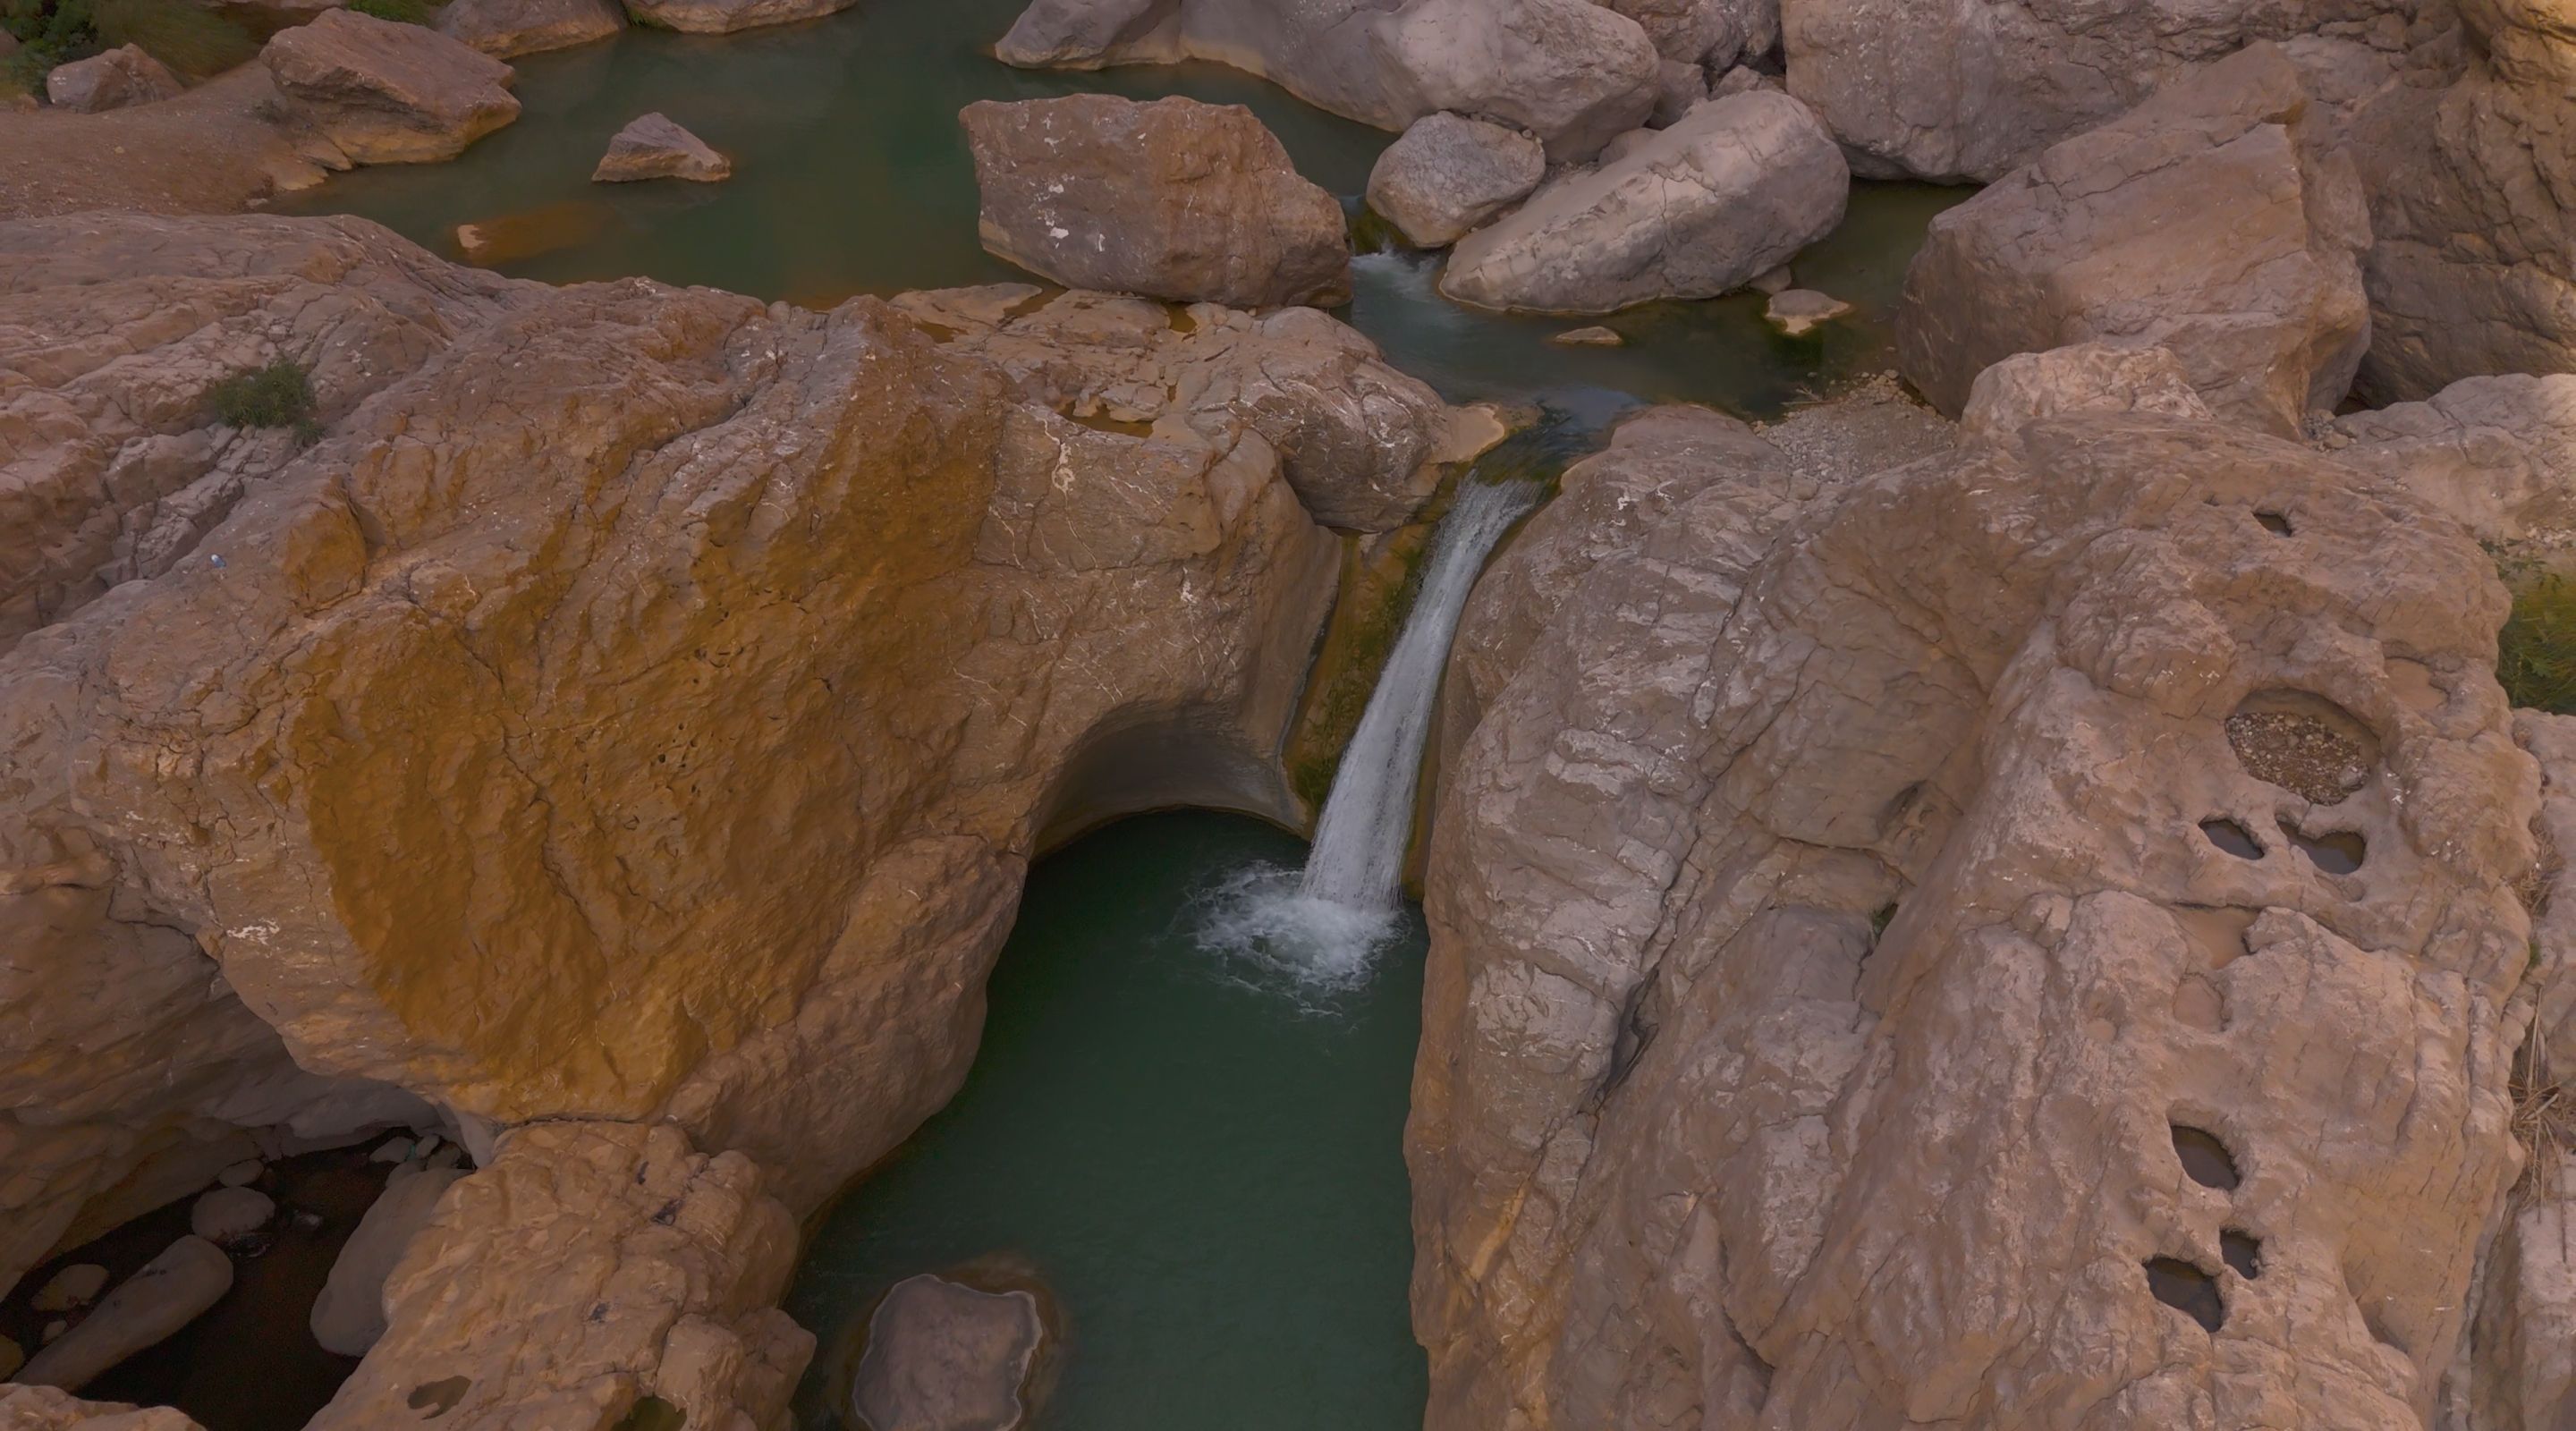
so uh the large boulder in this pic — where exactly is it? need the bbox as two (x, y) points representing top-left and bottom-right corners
(435, 0), (623, 57)
(849, 1276), (1045, 1431)
(42, 46), (182, 114)
(1440, 89), (1846, 314)
(1412, 362), (2547, 1428)
(0, 208), (1476, 1304)
(17, 1238), (233, 1392)
(621, 0), (856, 33)
(2327, 372), (2576, 555)
(962, 94), (1351, 309)
(1598, 0), (1775, 67)
(1895, 44), (2370, 436)
(263, 9), (521, 164)
(2343, 0), (2576, 399)
(591, 112), (731, 182)
(996, 0), (1659, 161)
(309, 1156), (469, 1355)
(306, 1123), (810, 1431)
(1365, 111), (1544, 249)
(1779, 0), (2440, 181)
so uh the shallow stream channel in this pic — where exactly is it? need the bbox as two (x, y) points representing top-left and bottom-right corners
(273, 7), (1964, 1424)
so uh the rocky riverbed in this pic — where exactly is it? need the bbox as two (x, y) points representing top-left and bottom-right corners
(4, 0), (2574, 1427)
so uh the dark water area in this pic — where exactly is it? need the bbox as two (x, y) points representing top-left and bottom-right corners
(784, 813), (1427, 1431)
(280, 0), (1970, 423)
(4, 1147), (391, 1431)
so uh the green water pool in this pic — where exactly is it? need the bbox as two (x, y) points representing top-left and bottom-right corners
(280, 0), (1969, 420)
(783, 813), (1428, 1431)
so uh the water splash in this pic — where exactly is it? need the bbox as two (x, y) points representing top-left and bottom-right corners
(1192, 473), (1543, 990)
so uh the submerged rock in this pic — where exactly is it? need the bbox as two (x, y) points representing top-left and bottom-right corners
(18, 1238), (233, 1392)
(1365, 112), (1545, 250)
(188, 1185), (274, 1245)
(309, 1157), (469, 1355)
(43, 46), (182, 114)
(1896, 43), (2369, 436)
(850, 1275), (1045, 1431)
(436, 0), (623, 57)
(1549, 326), (1623, 347)
(1762, 287), (1848, 335)
(1413, 361), (2545, 1427)
(264, 9), (521, 164)
(32, 1263), (111, 1312)
(962, 94), (1350, 309)
(306, 1123), (811, 1431)
(1441, 89), (1847, 314)
(591, 112), (731, 182)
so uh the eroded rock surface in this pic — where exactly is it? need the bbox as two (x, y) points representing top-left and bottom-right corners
(1441, 88), (1846, 314)
(1365, 112), (1544, 250)
(306, 1122), (809, 1431)
(1896, 44), (2370, 436)
(2328, 372), (2576, 556)
(0, 209), (1470, 1307)
(0, 1387), (206, 1431)
(962, 94), (1350, 309)
(263, 9), (521, 164)
(1414, 360), (2546, 1428)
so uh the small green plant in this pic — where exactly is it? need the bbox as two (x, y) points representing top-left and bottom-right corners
(2498, 569), (2576, 715)
(348, 0), (435, 23)
(3, 0), (99, 90)
(208, 359), (324, 445)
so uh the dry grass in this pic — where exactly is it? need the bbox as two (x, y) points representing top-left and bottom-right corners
(2513, 1015), (2576, 1205)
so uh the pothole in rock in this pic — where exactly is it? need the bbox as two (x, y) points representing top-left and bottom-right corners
(2254, 510), (2294, 536)
(2200, 818), (2266, 860)
(2226, 693), (2375, 805)
(2223, 1230), (2263, 1280)
(2291, 828), (2367, 876)
(2145, 1257), (2225, 1333)
(2172, 1124), (2241, 1190)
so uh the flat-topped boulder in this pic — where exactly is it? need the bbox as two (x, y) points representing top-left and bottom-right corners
(44, 46), (182, 113)
(622, 0), (856, 34)
(436, 0), (623, 57)
(1365, 112), (1545, 249)
(1895, 42), (2369, 436)
(851, 1276), (1046, 1431)
(264, 8), (521, 164)
(592, 112), (731, 182)
(962, 94), (1350, 309)
(1442, 88), (1847, 313)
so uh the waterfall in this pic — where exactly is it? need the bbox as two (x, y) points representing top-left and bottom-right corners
(1300, 478), (1539, 910)
(1191, 475), (1539, 994)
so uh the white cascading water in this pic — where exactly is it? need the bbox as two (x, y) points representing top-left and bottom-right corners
(1193, 477), (1541, 994)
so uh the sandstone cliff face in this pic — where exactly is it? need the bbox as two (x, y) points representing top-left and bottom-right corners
(1413, 368), (2547, 1427)
(0, 209), (1474, 1298)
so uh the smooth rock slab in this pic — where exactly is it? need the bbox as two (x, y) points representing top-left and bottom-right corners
(309, 1158), (467, 1356)
(593, 112), (732, 182)
(44, 45), (182, 113)
(1442, 88), (1848, 314)
(963, 93), (1350, 309)
(1366, 112), (1545, 249)
(17, 1238), (233, 1392)
(264, 9), (521, 165)
(623, 0), (857, 34)
(436, 0), (623, 56)
(851, 1275), (1044, 1431)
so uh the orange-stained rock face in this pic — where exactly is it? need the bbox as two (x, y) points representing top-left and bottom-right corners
(0, 211), (1474, 1293)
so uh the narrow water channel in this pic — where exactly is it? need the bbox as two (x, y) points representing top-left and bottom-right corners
(784, 813), (1427, 1431)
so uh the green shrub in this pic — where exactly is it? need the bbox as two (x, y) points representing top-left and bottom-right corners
(348, 0), (435, 23)
(3, 0), (99, 90)
(2499, 570), (2576, 715)
(208, 359), (324, 445)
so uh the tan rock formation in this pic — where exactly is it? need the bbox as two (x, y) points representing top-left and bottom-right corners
(1896, 43), (2371, 436)
(1413, 360), (2546, 1427)
(306, 1122), (808, 1431)
(0, 208), (1468, 1303)
(962, 94), (1352, 310)
(263, 9), (521, 165)
(0, 1387), (206, 1431)
(2327, 372), (2576, 557)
